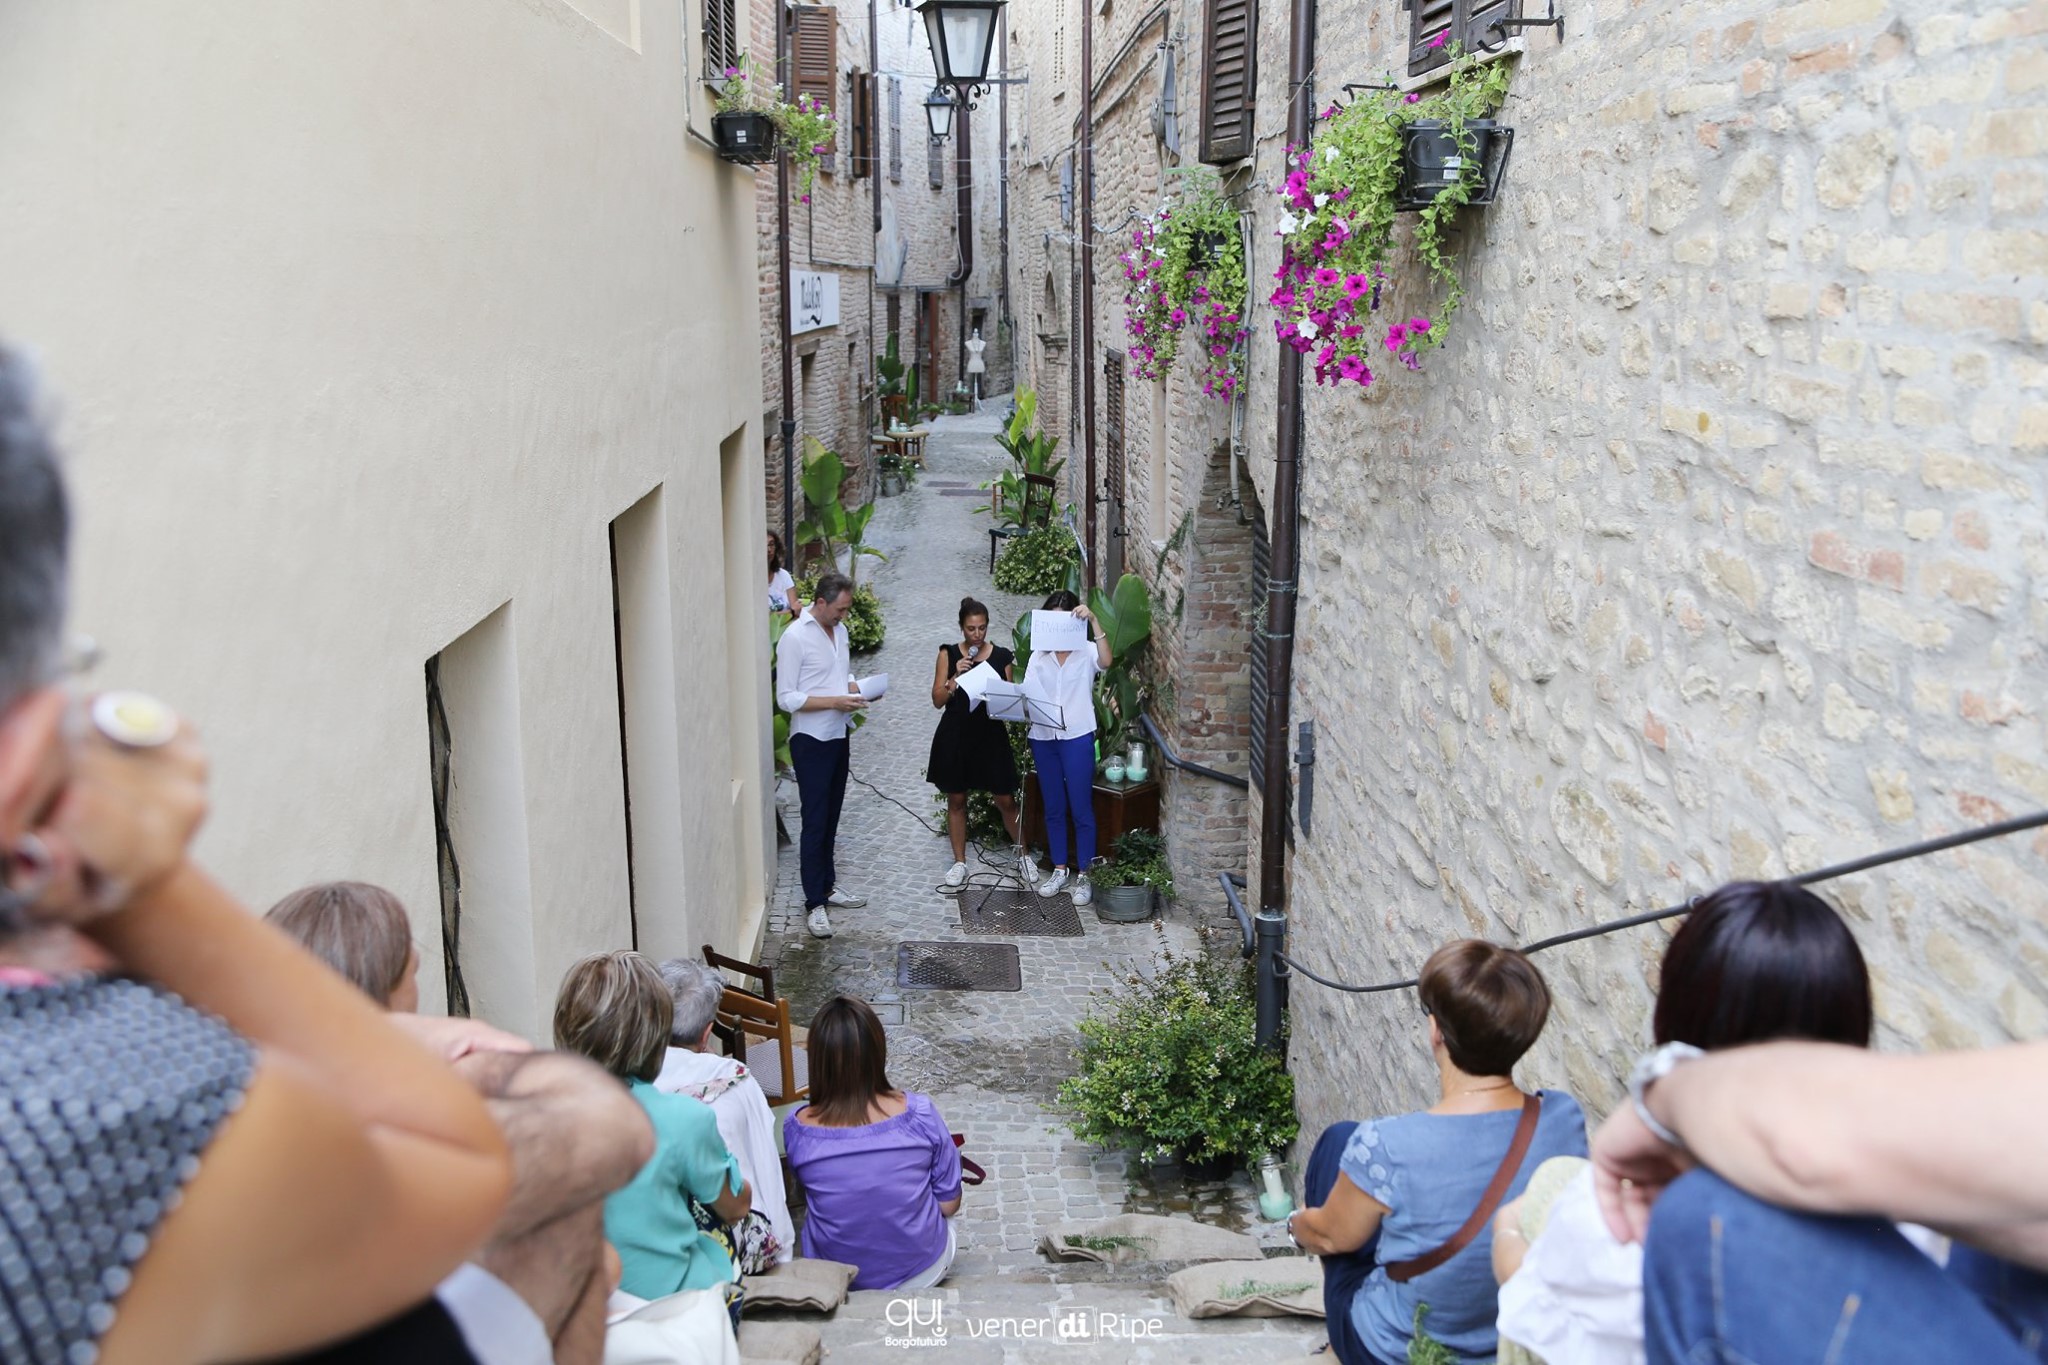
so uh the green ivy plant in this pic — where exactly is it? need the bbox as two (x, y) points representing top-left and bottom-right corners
(1118, 171), (1249, 400)
(1092, 830), (1176, 899)
(1271, 45), (1512, 386)
(1058, 939), (1299, 1164)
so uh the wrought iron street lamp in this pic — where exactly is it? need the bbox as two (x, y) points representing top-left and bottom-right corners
(924, 86), (957, 140)
(916, 0), (1004, 102)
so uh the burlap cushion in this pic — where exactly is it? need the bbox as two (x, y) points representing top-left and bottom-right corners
(739, 1259), (857, 1313)
(1037, 1212), (1264, 1265)
(1167, 1258), (1325, 1318)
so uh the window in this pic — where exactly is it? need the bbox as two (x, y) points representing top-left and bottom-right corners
(1408, 0), (1511, 75)
(888, 77), (903, 182)
(791, 4), (838, 169)
(702, 0), (739, 79)
(849, 69), (876, 177)
(1199, 0), (1256, 163)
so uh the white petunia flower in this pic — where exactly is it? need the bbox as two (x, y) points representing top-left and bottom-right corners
(1277, 211), (1299, 235)
(1314, 193), (1330, 209)
(1299, 317), (1320, 340)
(1323, 144), (1340, 162)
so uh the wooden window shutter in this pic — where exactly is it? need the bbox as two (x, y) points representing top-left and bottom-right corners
(792, 5), (839, 155)
(1199, 0), (1256, 164)
(702, 0), (738, 78)
(888, 77), (903, 182)
(1409, 0), (1519, 75)
(1248, 503), (1271, 789)
(848, 69), (874, 176)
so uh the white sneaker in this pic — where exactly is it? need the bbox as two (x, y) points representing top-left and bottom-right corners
(943, 861), (969, 890)
(1037, 867), (1070, 899)
(826, 886), (867, 909)
(1071, 873), (1093, 907)
(1019, 851), (1040, 885)
(807, 906), (833, 939)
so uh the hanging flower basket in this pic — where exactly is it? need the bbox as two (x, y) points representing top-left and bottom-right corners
(1394, 118), (1514, 211)
(712, 110), (779, 164)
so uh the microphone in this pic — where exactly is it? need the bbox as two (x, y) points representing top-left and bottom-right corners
(965, 642), (982, 662)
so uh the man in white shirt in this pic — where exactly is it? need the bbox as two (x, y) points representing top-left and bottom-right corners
(774, 572), (868, 938)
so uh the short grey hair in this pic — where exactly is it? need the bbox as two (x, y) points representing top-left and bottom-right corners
(0, 347), (69, 710)
(658, 958), (728, 1046)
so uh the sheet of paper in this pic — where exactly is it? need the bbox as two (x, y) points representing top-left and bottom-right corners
(1030, 610), (1089, 653)
(956, 660), (1001, 707)
(857, 673), (889, 702)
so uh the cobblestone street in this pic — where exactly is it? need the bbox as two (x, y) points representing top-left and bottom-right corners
(760, 407), (1322, 1358)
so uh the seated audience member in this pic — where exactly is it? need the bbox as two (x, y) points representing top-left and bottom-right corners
(1595, 1040), (2048, 1361)
(0, 342), (511, 1363)
(553, 951), (752, 1303)
(783, 995), (964, 1290)
(268, 881), (655, 1365)
(1288, 940), (1589, 1365)
(1490, 880), (1875, 1365)
(654, 958), (796, 1266)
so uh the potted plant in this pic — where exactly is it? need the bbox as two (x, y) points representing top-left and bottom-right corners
(794, 438), (887, 584)
(1116, 169), (1250, 403)
(1269, 41), (1513, 389)
(712, 59), (837, 200)
(1091, 830), (1174, 923)
(1058, 937), (1299, 1171)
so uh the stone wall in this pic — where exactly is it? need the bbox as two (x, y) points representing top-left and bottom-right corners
(1217, 0), (2048, 1145)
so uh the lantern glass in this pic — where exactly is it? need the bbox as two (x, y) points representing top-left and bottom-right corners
(924, 88), (956, 139)
(917, 0), (1002, 87)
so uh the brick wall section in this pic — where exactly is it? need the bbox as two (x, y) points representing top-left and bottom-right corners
(1206, 0), (2048, 1148)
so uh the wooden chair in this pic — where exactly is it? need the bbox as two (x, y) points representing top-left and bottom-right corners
(717, 987), (810, 1106)
(1021, 472), (1057, 528)
(702, 944), (776, 1002)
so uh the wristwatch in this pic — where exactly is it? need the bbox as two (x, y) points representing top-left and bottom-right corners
(1627, 1041), (1704, 1152)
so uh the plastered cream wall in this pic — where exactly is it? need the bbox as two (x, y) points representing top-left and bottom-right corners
(0, 0), (775, 1036)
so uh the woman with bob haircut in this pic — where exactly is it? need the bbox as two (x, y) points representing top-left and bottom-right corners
(1491, 881), (1875, 1365)
(263, 880), (420, 1010)
(553, 951), (751, 1301)
(1289, 940), (1588, 1365)
(783, 995), (964, 1290)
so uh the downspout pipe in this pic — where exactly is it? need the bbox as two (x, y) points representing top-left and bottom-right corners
(776, 0), (797, 559)
(950, 103), (974, 394)
(998, 25), (1013, 363)
(1078, 0), (1099, 586)
(1256, 0), (1318, 1053)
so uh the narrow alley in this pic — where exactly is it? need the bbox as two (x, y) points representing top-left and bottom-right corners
(755, 404), (1323, 1357)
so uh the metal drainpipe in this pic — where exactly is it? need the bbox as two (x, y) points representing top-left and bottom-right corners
(1255, 0), (1318, 1053)
(950, 102), (974, 391)
(998, 25), (1013, 361)
(1078, 0), (1099, 586)
(776, 0), (798, 558)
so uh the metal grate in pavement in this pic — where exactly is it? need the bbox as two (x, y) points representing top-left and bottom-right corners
(896, 941), (1023, 991)
(958, 886), (1084, 937)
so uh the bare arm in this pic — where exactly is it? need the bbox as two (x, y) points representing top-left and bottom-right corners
(932, 647), (954, 708)
(939, 1195), (962, 1217)
(710, 1173), (753, 1224)
(1290, 1170), (1388, 1256)
(1491, 1198), (1530, 1282)
(453, 1049), (655, 1239)
(1596, 1041), (2048, 1267)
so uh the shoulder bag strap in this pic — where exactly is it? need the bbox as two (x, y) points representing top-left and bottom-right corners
(1384, 1092), (1541, 1284)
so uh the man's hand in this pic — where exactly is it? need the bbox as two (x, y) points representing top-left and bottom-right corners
(390, 1013), (535, 1063)
(824, 693), (867, 712)
(1590, 1099), (1694, 1245)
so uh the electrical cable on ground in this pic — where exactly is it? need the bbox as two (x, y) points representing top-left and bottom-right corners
(1278, 808), (2048, 996)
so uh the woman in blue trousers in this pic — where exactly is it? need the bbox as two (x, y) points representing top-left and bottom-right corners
(1021, 590), (1112, 906)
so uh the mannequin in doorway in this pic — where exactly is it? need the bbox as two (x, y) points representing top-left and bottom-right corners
(965, 329), (987, 410)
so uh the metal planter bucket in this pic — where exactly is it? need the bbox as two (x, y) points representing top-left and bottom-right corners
(712, 110), (779, 165)
(1093, 885), (1157, 923)
(1395, 119), (1514, 211)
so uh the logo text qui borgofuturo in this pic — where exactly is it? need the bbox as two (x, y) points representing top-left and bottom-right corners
(884, 1298), (1166, 1348)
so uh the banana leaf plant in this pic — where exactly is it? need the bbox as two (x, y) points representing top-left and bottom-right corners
(795, 438), (886, 583)
(768, 610), (795, 771)
(977, 388), (1065, 525)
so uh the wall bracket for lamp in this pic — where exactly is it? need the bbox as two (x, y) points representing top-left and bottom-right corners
(1479, 0), (1563, 50)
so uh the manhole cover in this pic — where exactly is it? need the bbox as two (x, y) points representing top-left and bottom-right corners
(896, 942), (1023, 991)
(959, 886), (1084, 937)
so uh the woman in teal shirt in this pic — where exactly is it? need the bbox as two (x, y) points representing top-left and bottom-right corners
(555, 951), (751, 1298)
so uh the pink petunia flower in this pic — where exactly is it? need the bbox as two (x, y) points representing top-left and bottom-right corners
(1427, 29), (1448, 48)
(1314, 267), (1341, 288)
(1405, 92), (1422, 103)
(1338, 355), (1372, 383)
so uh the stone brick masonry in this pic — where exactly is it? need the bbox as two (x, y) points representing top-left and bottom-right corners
(1015, 0), (2048, 1155)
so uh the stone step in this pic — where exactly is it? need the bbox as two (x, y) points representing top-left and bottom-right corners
(750, 1275), (1328, 1362)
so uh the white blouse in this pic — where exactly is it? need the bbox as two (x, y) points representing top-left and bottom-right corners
(1023, 644), (1100, 743)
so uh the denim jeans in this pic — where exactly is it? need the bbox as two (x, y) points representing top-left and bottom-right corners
(788, 734), (848, 910)
(1644, 1169), (2048, 1364)
(1029, 734), (1097, 868)
(1303, 1122), (1398, 1365)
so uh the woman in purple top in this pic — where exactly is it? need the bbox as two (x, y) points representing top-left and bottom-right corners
(783, 996), (964, 1289)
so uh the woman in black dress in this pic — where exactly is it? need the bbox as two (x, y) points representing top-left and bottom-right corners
(927, 596), (1027, 890)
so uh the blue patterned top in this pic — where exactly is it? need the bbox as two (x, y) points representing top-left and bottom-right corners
(1341, 1090), (1589, 1364)
(0, 976), (254, 1365)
